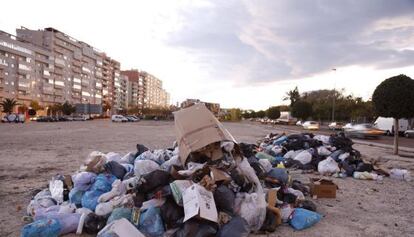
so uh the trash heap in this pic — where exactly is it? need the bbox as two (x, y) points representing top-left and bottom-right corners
(256, 131), (392, 180)
(23, 104), (365, 237)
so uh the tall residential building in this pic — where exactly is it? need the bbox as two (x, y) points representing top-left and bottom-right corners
(16, 27), (106, 106)
(1, 27), (170, 113)
(140, 71), (170, 108)
(121, 69), (145, 109)
(0, 30), (55, 106)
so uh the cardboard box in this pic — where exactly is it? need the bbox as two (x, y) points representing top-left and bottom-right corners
(210, 167), (231, 183)
(97, 218), (145, 237)
(182, 183), (218, 223)
(309, 178), (338, 198)
(174, 103), (237, 165)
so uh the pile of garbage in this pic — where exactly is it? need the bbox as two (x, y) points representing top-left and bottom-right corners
(256, 131), (411, 181)
(21, 103), (409, 237)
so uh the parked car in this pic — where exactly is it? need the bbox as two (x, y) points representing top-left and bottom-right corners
(373, 117), (409, 136)
(37, 116), (54, 122)
(344, 123), (384, 139)
(1, 114), (25, 123)
(404, 130), (414, 138)
(328, 122), (344, 130)
(112, 115), (128, 122)
(72, 115), (87, 121)
(302, 121), (320, 130)
(29, 116), (39, 121)
(296, 120), (303, 126)
(125, 115), (139, 122)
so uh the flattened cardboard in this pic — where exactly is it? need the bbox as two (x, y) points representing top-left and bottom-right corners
(210, 167), (231, 183)
(182, 184), (218, 223)
(174, 103), (237, 165)
(309, 178), (338, 198)
(98, 218), (145, 237)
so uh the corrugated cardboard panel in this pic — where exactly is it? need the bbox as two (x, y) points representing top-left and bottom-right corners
(174, 103), (236, 164)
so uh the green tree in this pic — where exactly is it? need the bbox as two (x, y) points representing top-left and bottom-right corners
(0, 98), (19, 114)
(30, 100), (43, 111)
(61, 101), (75, 115)
(283, 86), (300, 106)
(256, 110), (266, 118)
(372, 74), (414, 155)
(50, 103), (63, 115)
(291, 100), (313, 121)
(266, 106), (281, 119)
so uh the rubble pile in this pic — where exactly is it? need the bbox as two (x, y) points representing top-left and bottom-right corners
(20, 104), (410, 237)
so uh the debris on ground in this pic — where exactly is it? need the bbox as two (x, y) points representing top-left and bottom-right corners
(20, 104), (412, 237)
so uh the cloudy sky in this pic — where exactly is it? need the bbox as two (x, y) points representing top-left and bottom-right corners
(1, 0), (414, 110)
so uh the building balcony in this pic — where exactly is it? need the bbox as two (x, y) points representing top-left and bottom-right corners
(18, 94), (32, 101)
(54, 68), (64, 75)
(54, 46), (65, 54)
(41, 96), (55, 103)
(54, 58), (65, 67)
(42, 86), (54, 95)
(72, 60), (82, 67)
(54, 89), (64, 96)
(72, 67), (81, 73)
(55, 97), (65, 103)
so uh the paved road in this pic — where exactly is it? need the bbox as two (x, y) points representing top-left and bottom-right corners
(253, 122), (414, 149)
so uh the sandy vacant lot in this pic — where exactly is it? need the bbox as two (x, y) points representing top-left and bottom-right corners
(0, 120), (413, 237)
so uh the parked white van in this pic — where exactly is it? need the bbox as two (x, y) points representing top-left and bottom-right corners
(111, 115), (128, 122)
(373, 117), (409, 135)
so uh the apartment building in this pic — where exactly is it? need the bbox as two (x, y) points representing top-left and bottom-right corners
(0, 30), (54, 107)
(16, 27), (107, 106)
(121, 69), (145, 109)
(1, 27), (170, 113)
(141, 71), (170, 108)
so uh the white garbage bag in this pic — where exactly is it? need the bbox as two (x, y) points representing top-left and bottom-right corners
(134, 160), (160, 178)
(258, 159), (272, 173)
(317, 146), (332, 156)
(234, 192), (266, 232)
(283, 150), (303, 159)
(294, 150), (312, 165)
(318, 157), (340, 175)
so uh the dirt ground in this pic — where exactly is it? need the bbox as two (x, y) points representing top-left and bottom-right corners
(0, 120), (413, 237)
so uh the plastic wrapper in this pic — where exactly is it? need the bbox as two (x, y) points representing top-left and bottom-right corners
(35, 213), (81, 235)
(105, 152), (123, 163)
(390, 168), (412, 181)
(27, 189), (57, 216)
(69, 188), (84, 206)
(49, 180), (64, 204)
(84, 151), (107, 173)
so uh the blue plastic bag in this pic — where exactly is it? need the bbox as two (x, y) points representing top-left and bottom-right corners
(107, 207), (132, 224)
(138, 207), (165, 237)
(289, 208), (322, 230)
(267, 168), (289, 184)
(92, 174), (117, 192)
(35, 213), (81, 235)
(72, 172), (97, 191)
(21, 218), (61, 237)
(69, 188), (85, 206)
(81, 190), (103, 211)
(273, 136), (287, 145)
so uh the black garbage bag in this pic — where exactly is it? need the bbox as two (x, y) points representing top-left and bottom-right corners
(104, 161), (127, 180)
(160, 197), (184, 229)
(136, 170), (171, 194)
(283, 158), (304, 169)
(217, 216), (249, 237)
(135, 144), (149, 158)
(229, 169), (253, 193)
(260, 209), (279, 233)
(239, 143), (257, 158)
(214, 185), (235, 214)
(298, 200), (317, 212)
(356, 162), (373, 172)
(291, 180), (310, 196)
(174, 219), (218, 237)
(329, 134), (353, 150)
(341, 160), (356, 177)
(83, 213), (107, 234)
(250, 162), (267, 179)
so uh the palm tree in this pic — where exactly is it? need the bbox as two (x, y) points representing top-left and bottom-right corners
(283, 86), (300, 106)
(0, 98), (19, 114)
